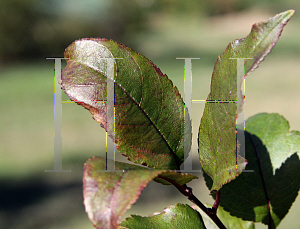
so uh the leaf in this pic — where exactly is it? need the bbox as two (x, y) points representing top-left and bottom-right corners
(61, 38), (192, 170)
(192, 204), (254, 229)
(198, 10), (294, 191)
(119, 203), (207, 229)
(83, 157), (198, 229)
(204, 113), (300, 227)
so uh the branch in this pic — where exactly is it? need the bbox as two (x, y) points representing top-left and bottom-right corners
(157, 176), (226, 229)
(212, 190), (221, 214)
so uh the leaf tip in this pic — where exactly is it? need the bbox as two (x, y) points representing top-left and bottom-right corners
(286, 9), (295, 16)
(277, 9), (295, 23)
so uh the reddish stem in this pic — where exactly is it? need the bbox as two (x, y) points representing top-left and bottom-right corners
(212, 190), (221, 214)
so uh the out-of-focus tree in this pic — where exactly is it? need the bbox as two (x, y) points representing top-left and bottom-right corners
(0, 0), (148, 61)
(150, 0), (252, 16)
(1, 0), (297, 62)
(148, 0), (299, 17)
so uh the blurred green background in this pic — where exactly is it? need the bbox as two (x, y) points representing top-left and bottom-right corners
(0, 0), (299, 228)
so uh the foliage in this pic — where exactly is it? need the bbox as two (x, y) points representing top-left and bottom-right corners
(0, 0), (147, 60)
(61, 10), (299, 229)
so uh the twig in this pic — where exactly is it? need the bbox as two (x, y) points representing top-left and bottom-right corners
(157, 176), (226, 229)
(212, 190), (221, 214)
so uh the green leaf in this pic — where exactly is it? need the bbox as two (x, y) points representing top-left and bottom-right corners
(193, 204), (254, 229)
(83, 157), (197, 229)
(204, 113), (300, 227)
(119, 203), (207, 229)
(198, 10), (294, 191)
(153, 170), (198, 186)
(61, 38), (191, 170)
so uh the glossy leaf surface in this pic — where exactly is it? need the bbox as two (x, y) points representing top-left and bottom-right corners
(198, 10), (294, 191)
(193, 204), (254, 229)
(83, 157), (197, 229)
(62, 38), (191, 169)
(119, 204), (207, 229)
(204, 113), (300, 227)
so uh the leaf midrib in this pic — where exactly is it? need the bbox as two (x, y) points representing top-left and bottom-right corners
(73, 55), (181, 168)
